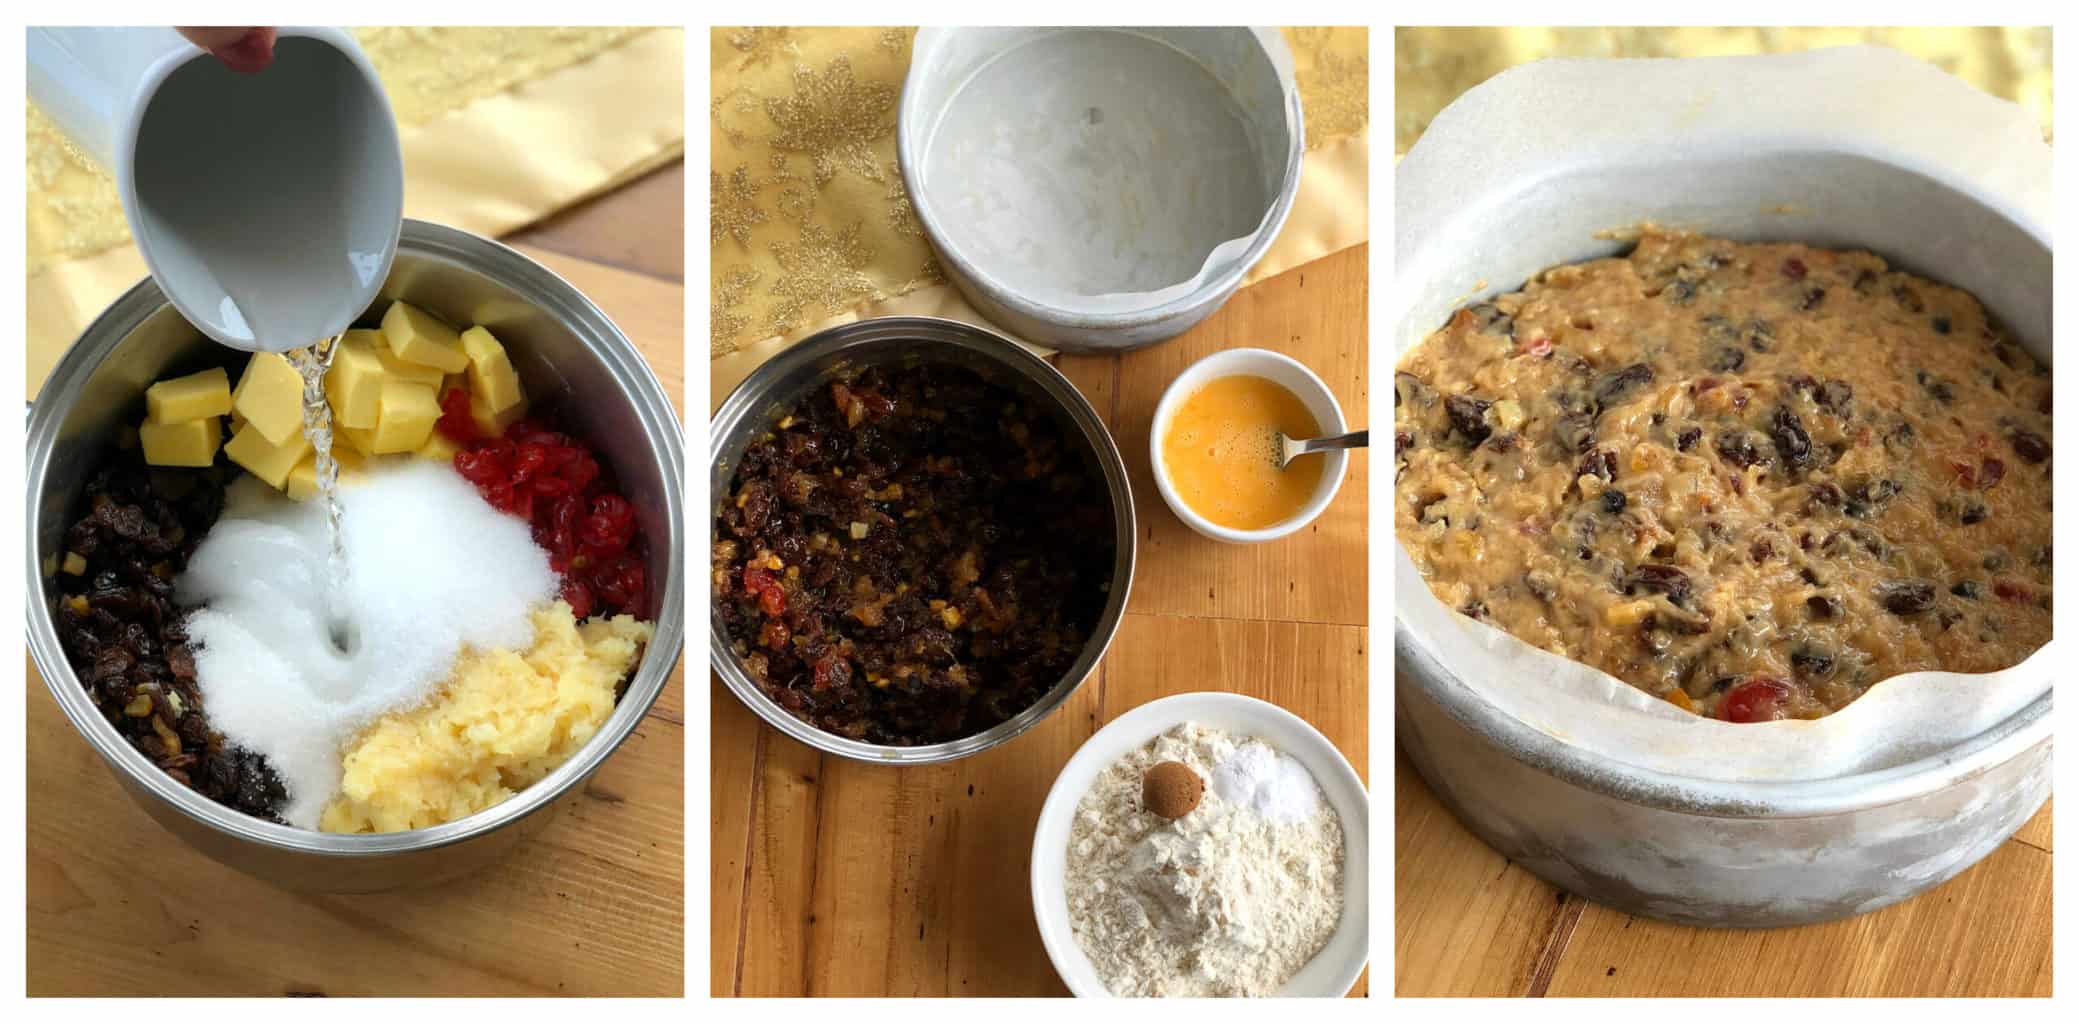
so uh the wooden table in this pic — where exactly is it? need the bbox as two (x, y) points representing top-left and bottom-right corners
(25, 162), (687, 998)
(1396, 755), (2053, 996)
(711, 244), (1372, 997)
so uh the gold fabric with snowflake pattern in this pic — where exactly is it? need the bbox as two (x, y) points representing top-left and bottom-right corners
(709, 26), (1370, 360)
(1395, 27), (2052, 156)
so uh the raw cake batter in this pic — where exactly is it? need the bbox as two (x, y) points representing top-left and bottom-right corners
(1394, 232), (2052, 721)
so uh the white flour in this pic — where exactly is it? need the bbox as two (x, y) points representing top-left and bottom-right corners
(1064, 722), (1344, 997)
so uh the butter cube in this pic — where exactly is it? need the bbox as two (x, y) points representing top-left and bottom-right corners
(225, 422), (311, 489)
(458, 326), (525, 413)
(371, 379), (441, 454)
(146, 367), (233, 423)
(286, 448), (366, 501)
(376, 344), (446, 390)
(469, 392), (528, 437)
(232, 353), (308, 447)
(417, 429), (463, 463)
(338, 424), (382, 458)
(325, 330), (387, 429)
(381, 301), (469, 373)
(139, 415), (221, 467)
(61, 552), (88, 576)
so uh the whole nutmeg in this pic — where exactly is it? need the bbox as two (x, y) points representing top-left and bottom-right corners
(1142, 760), (1204, 819)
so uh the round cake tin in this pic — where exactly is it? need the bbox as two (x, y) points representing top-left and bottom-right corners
(899, 27), (1303, 353)
(26, 220), (686, 893)
(1393, 48), (2053, 927)
(709, 316), (1137, 764)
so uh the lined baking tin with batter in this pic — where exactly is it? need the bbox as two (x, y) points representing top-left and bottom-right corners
(1394, 231), (2052, 721)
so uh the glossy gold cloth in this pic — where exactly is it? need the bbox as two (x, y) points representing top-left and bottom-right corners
(26, 27), (685, 393)
(1396, 26), (2052, 156)
(708, 26), (1370, 377)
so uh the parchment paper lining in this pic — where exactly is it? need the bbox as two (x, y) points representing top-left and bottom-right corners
(906, 27), (1299, 315)
(1393, 47), (2054, 783)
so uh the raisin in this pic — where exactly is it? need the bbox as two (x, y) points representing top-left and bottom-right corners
(1782, 257), (1808, 280)
(1878, 581), (1936, 616)
(1553, 413), (1597, 454)
(1917, 370), (1956, 404)
(1960, 501), (1989, 525)
(2011, 429), (2051, 463)
(1577, 448), (1618, 483)
(1394, 371), (1437, 410)
(1623, 564), (1693, 606)
(1931, 316), (1952, 335)
(1445, 394), (1493, 446)
(1744, 319), (1776, 353)
(1770, 407), (1814, 469)
(1816, 379), (1853, 416)
(1800, 287), (1827, 311)
(1895, 285), (1925, 313)
(1951, 580), (1983, 599)
(1849, 478), (1900, 510)
(1394, 430), (1413, 457)
(1715, 430), (1772, 469)
(1601, 490), (1627, 514)
(1883, 421), (1916, 454)
(1808, 482), (1844, 508)
(1595, 363), (1656, 408)
(1790, 645), (1835, 679)
(1675, 427), (1701, 453)
(1710, 347), (1746, 372)
(1806, 594), (1842, 619)
(1465, 302), (1515, 337)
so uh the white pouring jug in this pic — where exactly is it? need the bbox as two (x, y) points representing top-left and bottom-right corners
(28, 26), (403, 353)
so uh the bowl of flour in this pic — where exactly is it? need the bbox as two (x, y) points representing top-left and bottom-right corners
(1030, 692), (1369, 997)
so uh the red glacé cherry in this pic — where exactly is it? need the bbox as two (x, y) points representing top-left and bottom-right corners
(450, 412), (649, 619)
(1720, 676), (1793, 723)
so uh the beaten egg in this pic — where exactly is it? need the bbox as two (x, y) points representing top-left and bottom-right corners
(1161, 374), (1323, 531)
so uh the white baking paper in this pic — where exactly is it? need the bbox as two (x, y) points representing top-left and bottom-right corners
(1393, 46), (2054, 782)
(906, 27), (1299, 314)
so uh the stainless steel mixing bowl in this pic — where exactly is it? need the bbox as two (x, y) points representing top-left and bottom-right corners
(25, 220), (685, 892)
(709, 316), (1135, 763)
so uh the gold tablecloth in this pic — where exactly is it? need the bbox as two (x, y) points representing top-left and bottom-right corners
(27, 26), (686, 393)
(1396, 26), (2053, 156)
(709, 26), (1370, 383)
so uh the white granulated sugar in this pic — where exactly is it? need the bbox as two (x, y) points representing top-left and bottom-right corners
(178, 460), (556, 828)
(1064, 722), (1344, 997)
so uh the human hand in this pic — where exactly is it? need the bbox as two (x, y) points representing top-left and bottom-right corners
(175, 27), (276, 73)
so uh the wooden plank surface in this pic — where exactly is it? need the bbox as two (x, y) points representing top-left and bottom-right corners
(1395, 750), (2054, 997)
(26, 198), (687, 996)
(712, 244), (1372, 996)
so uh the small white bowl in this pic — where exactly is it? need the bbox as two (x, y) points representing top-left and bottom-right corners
(1030, 692), (1370, 997)
(1148, 348), (1349, 543)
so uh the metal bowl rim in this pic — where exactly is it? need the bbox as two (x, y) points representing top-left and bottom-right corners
(708, 315), (1137, 764)
(25, 218), (686, 856)
(896, 27), (1305, 331)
